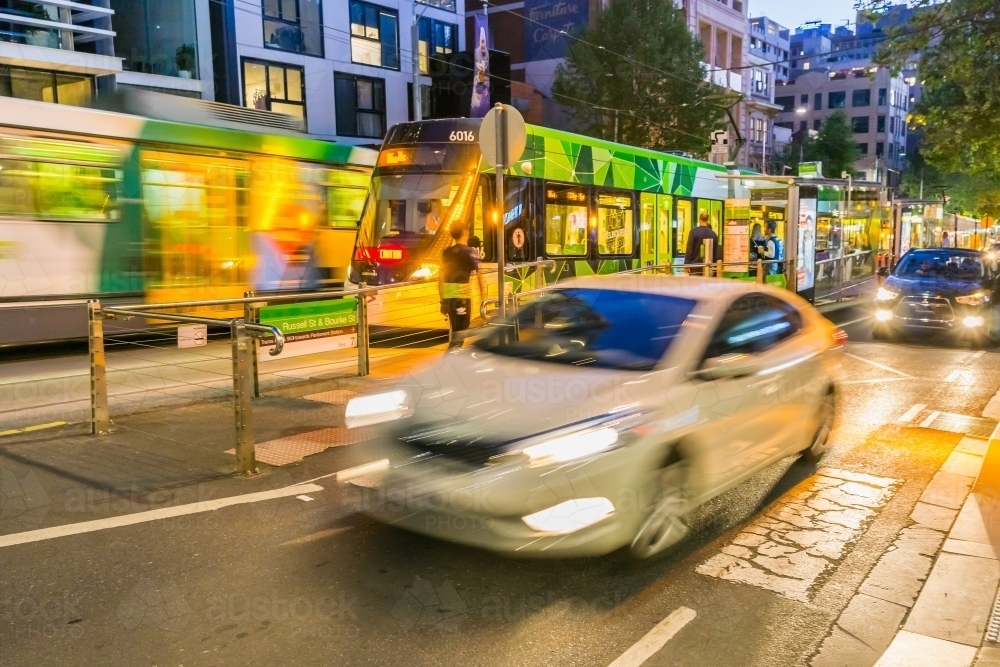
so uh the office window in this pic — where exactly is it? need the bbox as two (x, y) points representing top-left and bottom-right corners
(349, 0), (399, 70)
(889, 116), (896, 133)
(878, 87), (887, 105)
(112, 0), (200, 77)
(263, 0), (323, 56)
(775, 96), (795, 112)
(242, 59), (305, 121)
(418, 18), (456, 74)
(800, 94), (808, 105)
(828, 91), (846, 109)
(800, 120), (807, 132)
(0, 66), (93, 106)
(416, 0), (456, 11)
(876, 142), (884, 158)
(877, 115), (886, 133)
(813, 119), (821, 131)
(814, 92), (822, 110)
(857, 142), (869, 155)
(852, 89), (870, 107)
(334, 72), (386, 138)
(852, 116), (870, 133)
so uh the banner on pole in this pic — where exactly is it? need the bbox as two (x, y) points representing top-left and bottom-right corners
(470, 13), (491, 118)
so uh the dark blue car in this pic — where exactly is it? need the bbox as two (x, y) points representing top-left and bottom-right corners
(873, 248), (998, 343)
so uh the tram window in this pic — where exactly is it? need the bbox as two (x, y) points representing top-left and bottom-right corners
(326, 169), (370, 228)
(505, 178), (530, 261)
(597, 192), (634, 256)
(674, 199), (693, 258)
(640, 193), (655, 258)
(545, 185), (588, 256)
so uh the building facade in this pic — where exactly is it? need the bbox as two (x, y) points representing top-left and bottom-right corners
(745, 15), (789, 172)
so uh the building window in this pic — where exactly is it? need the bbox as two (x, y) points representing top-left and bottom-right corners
(349, 0), (399, 70)
(876, 142), (884, 158)
(814, 92), (822, 110)
(877, 115), (886, 133)
(800, 94), (808, 105)
(852, 89), (870, 107)
(112, 0), (200, 77)
(828, 91), (846, 109)
(775, 95), (795, 112)
(0, 65), (93, 106)
(889, 116), (896, 133)
(418, 18), (456, 75)
(813, 119), (821, 131)
(752, 69), (768, 94)
(334, 72), (386, 138)
(242, 59), (306, 122)
(878, 87), (887, 105)
(416, 0), (456, 11)
(851, 116), (870, 133)
(857, 142), (869, 155)
(799, 120), (807, 132)
(262, 0), (323, 57)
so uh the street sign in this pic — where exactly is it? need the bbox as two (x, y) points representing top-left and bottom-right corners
(710, 130), (729, 155)
(799, 162), (823, 178)
(479, 104), (527, 169)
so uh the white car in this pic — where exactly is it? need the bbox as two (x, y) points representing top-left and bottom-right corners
(344, 275), (845, 558)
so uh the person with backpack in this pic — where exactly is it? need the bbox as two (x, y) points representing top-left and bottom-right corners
(439, 226), (485, 348)
(762, 220), (784, 275)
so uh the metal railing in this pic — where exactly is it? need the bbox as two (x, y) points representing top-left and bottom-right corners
(87, 260), (549, 476)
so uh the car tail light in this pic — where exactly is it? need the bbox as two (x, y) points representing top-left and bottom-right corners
(376, 245), (406, 264)
(832, 328), (848, 349)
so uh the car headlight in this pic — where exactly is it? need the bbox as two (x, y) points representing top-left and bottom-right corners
(875, 287), (898, 301)
(345, 390), (411, 428)
(956, 292), (988, 306)
(521, 427), (619, 466)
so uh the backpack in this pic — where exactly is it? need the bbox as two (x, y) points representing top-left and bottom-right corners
(771, 236), (785, 274)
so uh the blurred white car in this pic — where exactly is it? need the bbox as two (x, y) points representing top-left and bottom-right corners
(344, 275), (845, 558)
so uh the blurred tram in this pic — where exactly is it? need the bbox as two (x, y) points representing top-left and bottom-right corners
(0, 96), (376, 347)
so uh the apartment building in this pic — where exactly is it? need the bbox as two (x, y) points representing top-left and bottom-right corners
(745, 15), (789, 172)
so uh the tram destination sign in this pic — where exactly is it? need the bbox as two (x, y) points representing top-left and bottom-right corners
(258, 298), (359, 360)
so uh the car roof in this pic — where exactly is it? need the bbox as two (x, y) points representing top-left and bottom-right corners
(555, 274), (779, 303)
(907, 247), (982, 256)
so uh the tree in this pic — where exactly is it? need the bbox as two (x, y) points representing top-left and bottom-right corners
(861, 0), (1000, 176)
(803, 112), (861, 178)
(901, 147), (1000, 219)
(550, 0), (732, 155)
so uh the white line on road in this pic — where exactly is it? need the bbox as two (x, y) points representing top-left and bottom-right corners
(0, 483), (324, 549)
(945, 369), (962, 383)
(919, 411), (942, 428)
(845, 353), (915, 378)
(838, 315), (873, 328)
(607, 607), (697, 667)
(897, 404), (927, 423)
(972, 351), (986, 360)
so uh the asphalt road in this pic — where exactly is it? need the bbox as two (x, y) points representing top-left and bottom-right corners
(1, 303), (998, 667)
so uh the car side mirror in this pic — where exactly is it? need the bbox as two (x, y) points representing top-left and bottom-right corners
(876, 266), (890, 277)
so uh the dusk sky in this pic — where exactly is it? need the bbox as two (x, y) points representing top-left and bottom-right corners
(748, 0), (861, 32)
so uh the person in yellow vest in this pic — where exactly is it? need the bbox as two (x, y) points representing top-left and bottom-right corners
(439, 226), (485, 348)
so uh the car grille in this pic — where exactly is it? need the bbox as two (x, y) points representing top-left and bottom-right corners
(895, 296), (955, 324)
(398, 422), (511, 466)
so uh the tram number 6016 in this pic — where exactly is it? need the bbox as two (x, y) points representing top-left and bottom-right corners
(449, 131), (476, 142)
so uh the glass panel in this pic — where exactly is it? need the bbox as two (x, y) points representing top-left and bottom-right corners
(280, 0), (297, 19)
(597, 193), (633, 256)
(656, 194), (672, 265)
(264, 19), (305, 52)
(639, 192), (655, 263)
(243, 62), (268, 110)
(544, 186), (588, 256)
(268, 65), (286, 100)
(357, 112), (382, 138)
(351, 36), (382, 67)
(674, 199), (692, 258)
(327, 170), (370, 228)
(364, 5), (379, 39)
(141, 0), (198, 77)
(264, 0), (280, 17)
(54, 74), (92, 107)
(8, 67), (55, 103)
(379, 13), (399, 69)
(350, 1), (364, 35)
(334, 74), (357, 135)
(299, 0), (323, 56)
(356, 79), (374, 110)
(285, 68), (302, 102)
(270, 101), (304, 119)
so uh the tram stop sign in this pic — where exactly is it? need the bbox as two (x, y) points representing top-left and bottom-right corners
(479, 104), (527, 169)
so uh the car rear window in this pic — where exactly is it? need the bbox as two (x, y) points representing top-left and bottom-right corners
(896, 251), (984, 280)
(474, 288), (697, 370)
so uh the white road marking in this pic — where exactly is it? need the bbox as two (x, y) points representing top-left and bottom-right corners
(845, 353), (914, 378)
(838, 315), (872, 328)
(280, 526), (353, 547)
(919, 411), (942, 428)
(971, 351), (986, 360)
(897, 404), (927, 423)
(607, 607), (697, 667)
(0, 483), (324, 549)
(944, 369), (962, 383)
(296, 495), (315, 502)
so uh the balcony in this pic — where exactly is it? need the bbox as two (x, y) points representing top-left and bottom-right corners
(0, 0), (120, 76)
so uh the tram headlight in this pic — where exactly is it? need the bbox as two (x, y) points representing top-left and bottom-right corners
(345, 390), (411, 428)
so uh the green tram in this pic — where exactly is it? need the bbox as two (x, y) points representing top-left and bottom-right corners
(0, 97), (376, 346)
(348, 118), (762, 294)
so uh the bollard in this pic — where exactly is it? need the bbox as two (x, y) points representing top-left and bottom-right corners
(787, 255), (797, 293)
(244, 291), (261, 399)
(756, 258), (764, 283)
(357, 283), (370, 377)
(88, 300), (111, 435)
(716, 259), (724, 279)
(231, 318), (257, 475)
(702, 239), (713, 277)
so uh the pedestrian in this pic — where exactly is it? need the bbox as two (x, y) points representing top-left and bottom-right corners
(749, 223), (766, 277)
(762, 220), (785, 275)
(440, 226), (485, 349)
(684, 210), (719, 268)
(941, 231), (952, 248)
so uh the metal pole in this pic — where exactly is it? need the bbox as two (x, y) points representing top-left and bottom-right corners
(231, 318), (257, 475)
(411, 19), (422, 121)
(88, 300), (111, 435)
(357, 284), (370, 376)
(495, 102), (506, 320)
(244, 291), (260, 399)
(787, 254), (797, 293)
(702, 239), (712, 277)
(536, 256), (546, 290)
(756, 258), (764, 283)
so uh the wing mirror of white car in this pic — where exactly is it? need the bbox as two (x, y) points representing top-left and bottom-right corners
(690, 354), (760, 381)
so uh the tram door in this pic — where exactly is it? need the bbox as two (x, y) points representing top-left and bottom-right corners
(640, 193), (655, 267)
(656, 194), (672, 266)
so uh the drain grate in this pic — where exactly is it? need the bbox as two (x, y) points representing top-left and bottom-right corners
(920, 412), (998, 439)
(987, 586), (1000, 643)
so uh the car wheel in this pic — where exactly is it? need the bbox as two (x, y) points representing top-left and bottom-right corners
(803, 388), (835, 462)
(630, 456), (691, 559)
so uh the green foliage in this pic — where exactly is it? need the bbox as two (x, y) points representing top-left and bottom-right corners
(861, 0), (1000, 176)
(901, 147), (1000, 219)
(770, 113), (859, 177)
(551, 0), (730, 155)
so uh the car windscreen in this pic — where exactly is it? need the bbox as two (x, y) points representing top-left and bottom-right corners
(474, 289), (697, 371)
(895, 251), (984, 281)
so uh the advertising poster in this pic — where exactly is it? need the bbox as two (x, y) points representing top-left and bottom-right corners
(259, 298), (358, 361)
(724, 199), (750, 265)
(470, 13), (491, 118)
(524, 0), (589, 62)
(798, 199), (818, 291)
